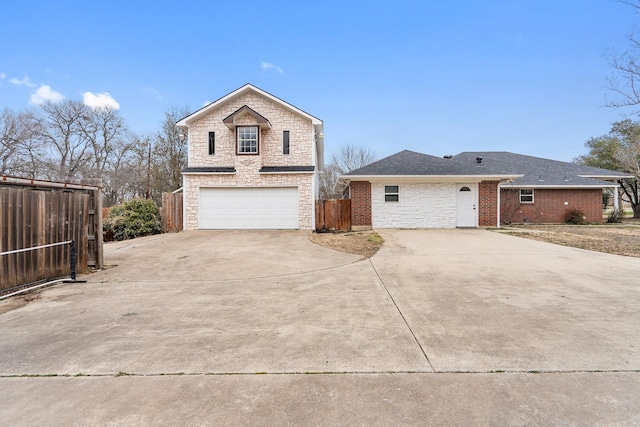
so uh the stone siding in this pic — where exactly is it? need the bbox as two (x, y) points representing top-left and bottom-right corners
(371, 182), (457, 228)
(188, 92), (313, 168)
(184, 173), (314, 230)
(183, 90), (317, 230)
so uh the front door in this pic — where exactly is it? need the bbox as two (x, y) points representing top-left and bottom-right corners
(456, 184), (477, 227)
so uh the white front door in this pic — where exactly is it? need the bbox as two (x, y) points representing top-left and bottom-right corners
(456, 184), (477, 227)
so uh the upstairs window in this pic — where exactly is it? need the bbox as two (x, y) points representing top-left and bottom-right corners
(237, 126), (259, 154)
(283, 130), (290, 155)
(520, 189), (534, 203)
(385, 185), (399, 202)
(208, 131), (215, 155)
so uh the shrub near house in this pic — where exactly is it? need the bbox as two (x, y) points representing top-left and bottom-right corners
(104, 198), (162, 241)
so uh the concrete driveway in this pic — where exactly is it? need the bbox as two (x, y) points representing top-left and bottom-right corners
(0, 229), (639, 426)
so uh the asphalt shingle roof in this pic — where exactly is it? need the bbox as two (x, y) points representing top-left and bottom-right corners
(345, 150), (511, 176)
(453, 152), (631, 187)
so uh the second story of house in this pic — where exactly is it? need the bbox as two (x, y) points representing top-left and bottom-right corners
(177, 84), (324, 173)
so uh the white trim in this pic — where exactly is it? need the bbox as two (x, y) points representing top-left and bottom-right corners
(502, 184), (619, 189)
(578, 174), (632, 180)
(341, 174), (522, 183)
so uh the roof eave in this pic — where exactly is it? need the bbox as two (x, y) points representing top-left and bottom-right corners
(340, 174), (523, 182)
(502, 184), (620, 189)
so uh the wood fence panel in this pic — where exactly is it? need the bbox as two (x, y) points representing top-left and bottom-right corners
(315, 199), (351, 232)
(0, 182), (101, 293)
(160, 193), (183, 233)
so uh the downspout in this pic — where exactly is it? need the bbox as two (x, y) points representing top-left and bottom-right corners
(497, 181), (501, 228)
(497, 180), (512, 228)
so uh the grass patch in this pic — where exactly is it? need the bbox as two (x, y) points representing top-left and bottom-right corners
(309, 230), (383, 258)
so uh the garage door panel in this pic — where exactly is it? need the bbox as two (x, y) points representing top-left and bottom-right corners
(199, 187), (299, 229)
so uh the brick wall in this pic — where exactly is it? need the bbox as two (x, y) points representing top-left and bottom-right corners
(500, 188), (603, 224)
(350, 181), (372, 226)
(479, 181), (499, 227)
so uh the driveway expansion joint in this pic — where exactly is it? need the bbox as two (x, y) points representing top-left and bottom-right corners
(2, 369), (638, 379)
(368, 258), (436, 373)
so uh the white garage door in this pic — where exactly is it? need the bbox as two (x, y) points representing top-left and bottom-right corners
(198, 187), (299, 229)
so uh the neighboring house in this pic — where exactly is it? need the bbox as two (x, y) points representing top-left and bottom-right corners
(177, 84), (324, 230)
(339, 150), (631, 228)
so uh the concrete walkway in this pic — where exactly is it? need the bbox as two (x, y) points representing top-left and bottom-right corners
(0, 229), (638, 426)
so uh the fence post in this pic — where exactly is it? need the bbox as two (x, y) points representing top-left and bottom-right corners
(69, 241), (77, 281)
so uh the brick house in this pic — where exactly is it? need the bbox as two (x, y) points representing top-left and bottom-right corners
(177, 84), (324, 230)
(339, 150), (629, 228)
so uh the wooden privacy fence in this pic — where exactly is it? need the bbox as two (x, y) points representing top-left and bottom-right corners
(159, 192), (183, 233)
(315, 199), (351, 232)
(0, 176), (103, 292)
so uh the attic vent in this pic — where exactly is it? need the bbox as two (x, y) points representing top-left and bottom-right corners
(476, 157), (483, 164)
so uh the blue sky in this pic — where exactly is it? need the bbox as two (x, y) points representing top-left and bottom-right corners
(1, 0), (638, 162)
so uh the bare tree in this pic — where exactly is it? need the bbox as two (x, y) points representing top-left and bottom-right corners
(606, 1), (640, 109)
(81, 106), (126, 176)
(329, 144), (377, 174)
(38, 100), (92, 180)
(0, 108), (43, 177)
(318, 163), (341, 199)
(319, 144), (377, 199)
(151, 107), (190, 199)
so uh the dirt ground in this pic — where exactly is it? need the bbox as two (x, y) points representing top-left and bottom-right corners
(501, 221), (640, 257)
(309, 230), (383, 258)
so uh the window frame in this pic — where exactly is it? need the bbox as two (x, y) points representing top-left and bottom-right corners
(236, 126), (259, 155)
(520, 188), (534, 204)
(283, 130), (290, 155)
(208, 131), (215, 155)
(384, 185), (399, 202)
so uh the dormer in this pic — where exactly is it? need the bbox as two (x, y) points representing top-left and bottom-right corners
(222, 105), (272, 130)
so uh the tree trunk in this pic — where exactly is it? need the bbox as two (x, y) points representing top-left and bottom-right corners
(633, 203), (640, 218)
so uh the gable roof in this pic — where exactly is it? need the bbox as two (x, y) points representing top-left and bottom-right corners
(453, 152), (632, 187)
(344, 150), (522, 180)
(176, 83), (323, 128)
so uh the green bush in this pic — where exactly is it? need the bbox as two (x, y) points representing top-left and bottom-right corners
(104, 198), (162, 241)
(564, 209), (588, 225)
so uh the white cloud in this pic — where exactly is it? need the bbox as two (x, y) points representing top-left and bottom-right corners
(30, 85), (64, 105)
(10, 75), (36, 87)
(82, 91), (120, 110)
(261, 61), (284, 74)
(0, 72), (6, 80)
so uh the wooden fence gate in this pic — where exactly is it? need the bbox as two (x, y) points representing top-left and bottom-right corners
(159, 192), (183, 233)
(0, 176), (103, 292)
(315, 199), (351, 232)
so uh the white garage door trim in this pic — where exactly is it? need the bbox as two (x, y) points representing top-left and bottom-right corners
(198, 187), (299, 229)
